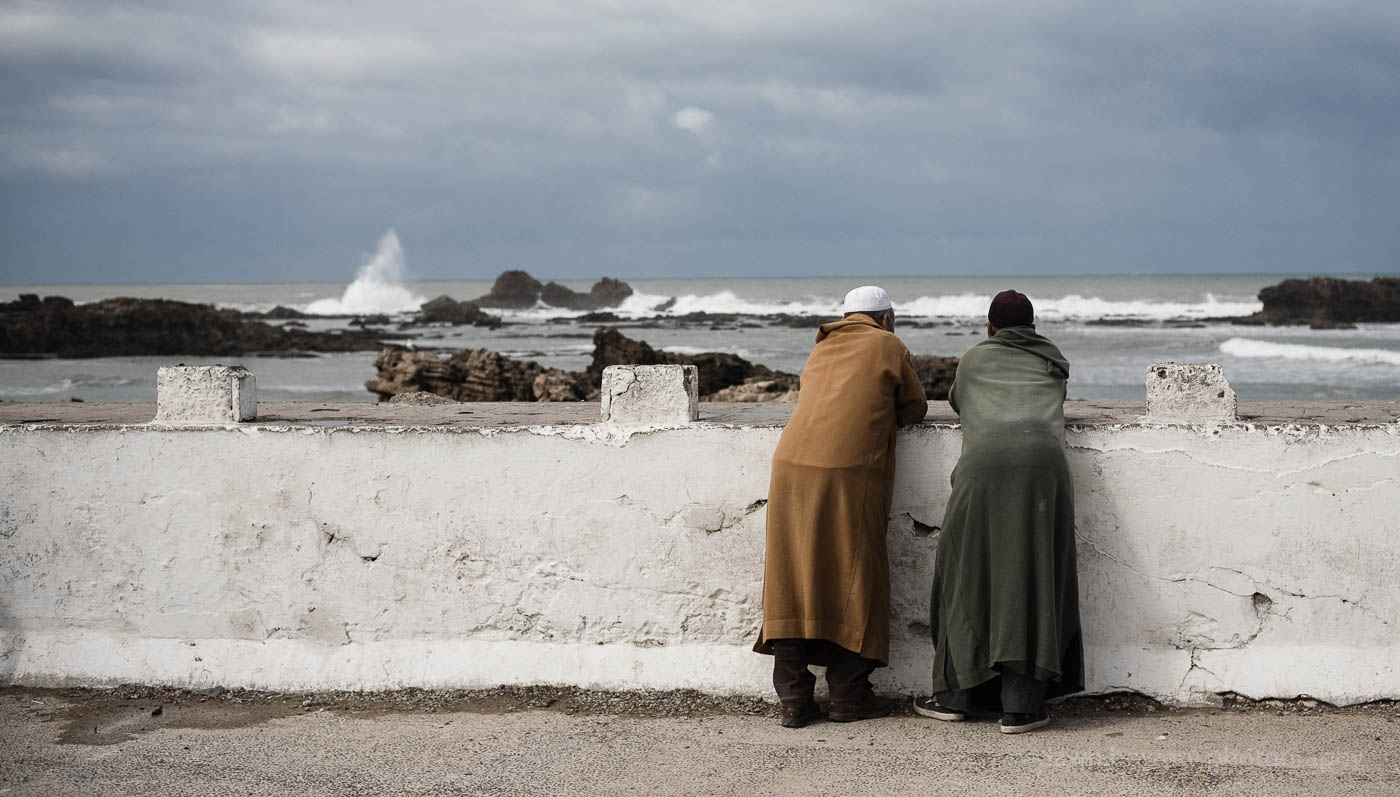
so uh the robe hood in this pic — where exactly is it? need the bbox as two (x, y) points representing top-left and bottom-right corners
(988, 326), (1070, 380)
(816, 314), (885, 342)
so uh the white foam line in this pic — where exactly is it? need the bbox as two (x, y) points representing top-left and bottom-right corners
(1221, 338), (1400, 366)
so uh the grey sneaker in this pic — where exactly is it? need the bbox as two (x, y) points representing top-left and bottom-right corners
(999, 711), (1050, 734)
(913, 697), (966, 722)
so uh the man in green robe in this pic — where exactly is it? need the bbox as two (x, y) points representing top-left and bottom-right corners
(915, 290), (1083, 734)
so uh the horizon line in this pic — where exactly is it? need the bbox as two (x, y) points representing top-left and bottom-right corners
(2, 271), (1394, 289)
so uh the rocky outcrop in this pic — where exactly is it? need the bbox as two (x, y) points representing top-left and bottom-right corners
(587, 277), (633, 308)
(366, 327), (800, 403)
(582, 327), (797, 396)
(475, 271), (544, 309)
(243, 305), (310, 320)
(364, 324), (963, 403)
(364, 326), (958, 405)
(473, 270), (634, 310)
(0, 295), (395, 357)
(709, 378), (801, 402)
(910, 355), (959, 401)
(366, 348), (580, 402)
(417, 295), (502, 327)
(1234, 276), (1400, 328)
(532, 370), (587, 402)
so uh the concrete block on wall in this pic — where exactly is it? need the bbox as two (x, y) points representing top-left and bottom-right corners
(600, 364), (698, 425)
(155, 365), (257, 424)
(1146, 362), (1237, 422)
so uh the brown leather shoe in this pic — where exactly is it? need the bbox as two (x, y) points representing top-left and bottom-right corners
(780, 701), (823, 728)
(827, 694), (894, 722)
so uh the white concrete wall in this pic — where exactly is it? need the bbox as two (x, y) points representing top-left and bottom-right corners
(1, 416), (1397, 705)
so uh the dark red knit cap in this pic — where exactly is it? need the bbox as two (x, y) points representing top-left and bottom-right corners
(988, 290), (1034, 328)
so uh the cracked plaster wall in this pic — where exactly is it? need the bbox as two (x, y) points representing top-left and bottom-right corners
(0, 419), (1396, 704)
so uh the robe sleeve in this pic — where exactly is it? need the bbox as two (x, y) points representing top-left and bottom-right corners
(948, 357), (965, 415)
(895, 350), (928, 426)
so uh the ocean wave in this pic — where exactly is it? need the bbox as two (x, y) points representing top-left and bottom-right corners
(504, 289), (1261, 322)
(1033, 293), (1261, 321)
(0, 379), (76, 396)
(899, 292), (1261, 321)
(1220, 338), (1400, 366)
(0, 375), (139, 397)
(304, 230), (425, 315)
(658, 344), (756, 358)
(501, 290), (838, 321)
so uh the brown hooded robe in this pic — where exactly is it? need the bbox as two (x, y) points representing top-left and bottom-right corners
(754, 314), (928, 664)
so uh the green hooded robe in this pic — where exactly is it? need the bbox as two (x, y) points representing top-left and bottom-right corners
(930, 326), (1084, 700)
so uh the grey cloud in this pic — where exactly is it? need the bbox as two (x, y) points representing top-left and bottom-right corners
(0, 0), (1396, 281)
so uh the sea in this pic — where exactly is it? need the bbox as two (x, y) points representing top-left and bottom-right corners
(2, 275), (1398, 404)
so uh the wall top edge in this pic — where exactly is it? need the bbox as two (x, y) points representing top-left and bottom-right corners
(0, 400), (1396, 433)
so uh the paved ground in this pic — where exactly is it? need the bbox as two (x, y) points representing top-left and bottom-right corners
(2, 688), (1398, 796)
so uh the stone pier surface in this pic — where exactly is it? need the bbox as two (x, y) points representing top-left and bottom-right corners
(155, 365), (257, 423)
(1, 399), (1398, 707)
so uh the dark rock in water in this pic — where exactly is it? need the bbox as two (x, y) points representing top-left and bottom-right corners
(350, 314), (391, 327)
(576, 311), (621, 323)
(540, 281), (583, 308)
(475, 270), (544, 309)
(540, 278), (634, 310)
(772, 314), (831, 329)
(588, 277), (633, 308)
(417, 295), (502, 327)
(473, 270), (635, 310)
(245, 305), (310, 320)
(1085, 318), (1152, 327)
(654, 297), (677, 312)
(1233, 276), (1400, 327)
(0, 295), (394, 357)
(909, 355), (958, 401)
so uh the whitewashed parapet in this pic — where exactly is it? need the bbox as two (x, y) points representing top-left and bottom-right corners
(155, 365), (257, 424)
(1146, 362), (1237, 423)
(600, 364), (699, 425)
(2, 407), (1398, 704)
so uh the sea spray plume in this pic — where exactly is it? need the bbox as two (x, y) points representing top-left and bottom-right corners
(305, 229), (426, 315)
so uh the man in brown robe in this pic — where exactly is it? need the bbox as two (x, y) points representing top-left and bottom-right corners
(754, 285), (929, 728)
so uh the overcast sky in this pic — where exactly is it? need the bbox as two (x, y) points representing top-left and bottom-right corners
(1, 0), (1397, 283)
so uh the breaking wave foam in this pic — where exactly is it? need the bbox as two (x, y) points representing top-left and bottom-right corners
(305, 230), (425, 315)
(507, 290), (1261, 322)
(1220, 338), (1400, 366)
(896, 292), (1261, 321)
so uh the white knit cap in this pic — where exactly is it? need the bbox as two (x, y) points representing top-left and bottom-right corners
(841, 285), (893, 314)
